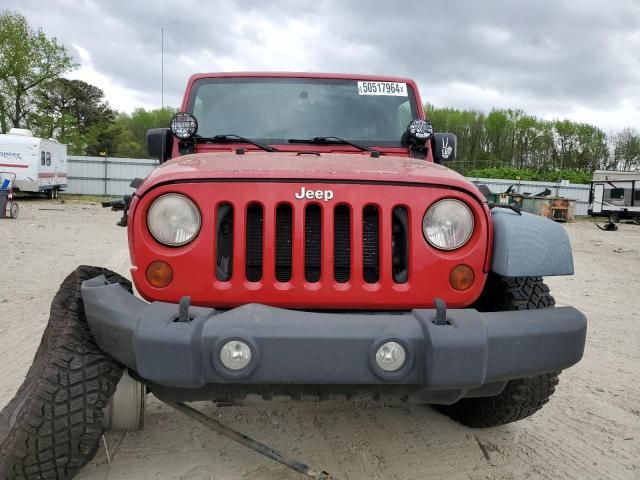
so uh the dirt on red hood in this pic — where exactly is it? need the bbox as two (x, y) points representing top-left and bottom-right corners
(138, 152), (483, 200)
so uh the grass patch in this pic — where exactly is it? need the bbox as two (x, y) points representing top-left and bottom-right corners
(58, 193), (119, 203)
(574, 215), (600, 223)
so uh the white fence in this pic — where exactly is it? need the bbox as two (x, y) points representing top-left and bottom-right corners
(66, 156), (158, 196)
(66, 156), (591, 215)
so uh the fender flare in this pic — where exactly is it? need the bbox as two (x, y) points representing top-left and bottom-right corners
(490, 210), (574, 277)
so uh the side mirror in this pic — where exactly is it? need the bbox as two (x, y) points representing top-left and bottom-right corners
(433, 133), (457, 164)
(147, 128), (173, 163)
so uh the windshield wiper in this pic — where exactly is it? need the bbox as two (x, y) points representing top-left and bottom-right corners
(289, 136), (383, 156)
(195, 134), (279, 152)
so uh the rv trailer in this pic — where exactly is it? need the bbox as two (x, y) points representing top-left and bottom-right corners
(0, 128), (67, 198)
(588, 170), (640, 223)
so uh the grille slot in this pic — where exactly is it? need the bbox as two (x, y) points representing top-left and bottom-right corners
(245, 203), (263, 282)
(392, 207), (409, 284)
(275, 204), (293, 282)
(216, 203), (234, 281)
(333, 205), (351, 283)
(304, 204), (322, 282)
(362, 205), (380, 283)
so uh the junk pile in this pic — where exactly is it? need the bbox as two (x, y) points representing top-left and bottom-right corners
(478, 184), (575, 222)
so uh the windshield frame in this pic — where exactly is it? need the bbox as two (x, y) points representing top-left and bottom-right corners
(185, 75), (421, 148)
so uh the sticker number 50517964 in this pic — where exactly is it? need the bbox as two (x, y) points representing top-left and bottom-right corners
(357, 81), (408, 96)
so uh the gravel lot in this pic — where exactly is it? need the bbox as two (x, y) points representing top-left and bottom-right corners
(1, 199), (639, 480)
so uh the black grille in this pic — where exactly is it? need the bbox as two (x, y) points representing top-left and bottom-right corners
(215, 201), (402, 285)
(392, 207), (409, 284)
(304, 205), (322, 282)
(362, 205), (380, 283)
(333, 205), (351, 283)
(216, 204), (234, 281)
(245, 204), (263, 282)
(275, 204), (293, 282)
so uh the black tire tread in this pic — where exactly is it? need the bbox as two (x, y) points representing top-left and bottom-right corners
(438, 371), (560, 428)
(437, 274), (560, 428)
(0, 266), (131, 479)
(474, 275), (555, 312)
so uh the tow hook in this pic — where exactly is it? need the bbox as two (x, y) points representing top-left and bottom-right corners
(433, 298), (449, 325)
(177, 296), (192, 323)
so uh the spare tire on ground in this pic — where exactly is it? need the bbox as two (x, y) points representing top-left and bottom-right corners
(0, 266), (131, 480)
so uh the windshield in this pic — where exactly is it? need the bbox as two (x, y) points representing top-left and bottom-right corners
(188, 77), (419, 147)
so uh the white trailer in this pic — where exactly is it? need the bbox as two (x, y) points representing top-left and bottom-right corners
(0, 128), (67, 198)
(588, 170), (640, 223)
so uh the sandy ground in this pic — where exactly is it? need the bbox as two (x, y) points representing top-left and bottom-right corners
(0, 199), (639, 480)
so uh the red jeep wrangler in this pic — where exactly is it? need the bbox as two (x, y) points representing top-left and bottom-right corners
(1, 73), (587, 479)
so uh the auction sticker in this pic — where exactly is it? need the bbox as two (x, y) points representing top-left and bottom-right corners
(357, 81), (408, 96)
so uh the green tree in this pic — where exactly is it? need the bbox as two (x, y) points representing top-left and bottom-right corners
(83, 121), (138, 158)
(79, 108), (174, 158)
(34, 78), (115, 150)
(112, 107), (175, 157)
(0, 10), (74, 132)
(427, 106), (487, 171)
(427, 104), (612, 177)
(610, 128), (640, 171)
(483, 109), (512, 167)
(574, 123), (608, 172)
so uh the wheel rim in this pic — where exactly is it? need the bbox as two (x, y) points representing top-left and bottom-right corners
(10, 203), (18, 219)
(103, 371), (145, 431)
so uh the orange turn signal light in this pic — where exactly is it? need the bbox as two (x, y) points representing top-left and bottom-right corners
(146, 261), (173, 288)
(450, 264), (474, 291)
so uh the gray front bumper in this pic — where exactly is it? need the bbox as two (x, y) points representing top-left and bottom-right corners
(81, 276), (587, 391)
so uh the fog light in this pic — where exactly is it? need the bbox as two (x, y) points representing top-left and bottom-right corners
(220, 340), (252, 370)
(146, 261), (173, 288)
(449, 264), (474, 291)
(375, 341), (406, 372)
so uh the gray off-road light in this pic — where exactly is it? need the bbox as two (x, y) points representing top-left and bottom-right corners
(375, 341), (406, 372)
(220, 340), (252, 370)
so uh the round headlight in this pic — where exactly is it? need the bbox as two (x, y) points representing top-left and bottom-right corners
(423, 199), (474, 250)
(147, 193), (201, 246)
(170, 112), (198, 139)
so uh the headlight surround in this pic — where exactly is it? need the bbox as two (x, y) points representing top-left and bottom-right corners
(423, 199), (474, 250)
(147, 193), (201, 246)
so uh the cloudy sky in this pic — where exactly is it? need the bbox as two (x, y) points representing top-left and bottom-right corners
(4, 0), (640, 131)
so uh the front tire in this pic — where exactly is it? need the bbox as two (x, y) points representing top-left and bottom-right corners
(436, 275), (560, 428)
(0, 266), (131, 479)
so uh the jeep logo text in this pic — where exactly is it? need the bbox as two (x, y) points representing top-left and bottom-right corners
(294, 187), (334, 201)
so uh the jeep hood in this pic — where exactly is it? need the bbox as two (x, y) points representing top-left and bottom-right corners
(138, 152), (483, 201)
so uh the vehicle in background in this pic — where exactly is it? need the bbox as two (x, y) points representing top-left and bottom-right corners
(0, 128), (67, 198)
(588, 170), (640, 224)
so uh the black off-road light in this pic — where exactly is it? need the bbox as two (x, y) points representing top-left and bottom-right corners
(407, 119), (433, 143)
(170, 112), (198, 140)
